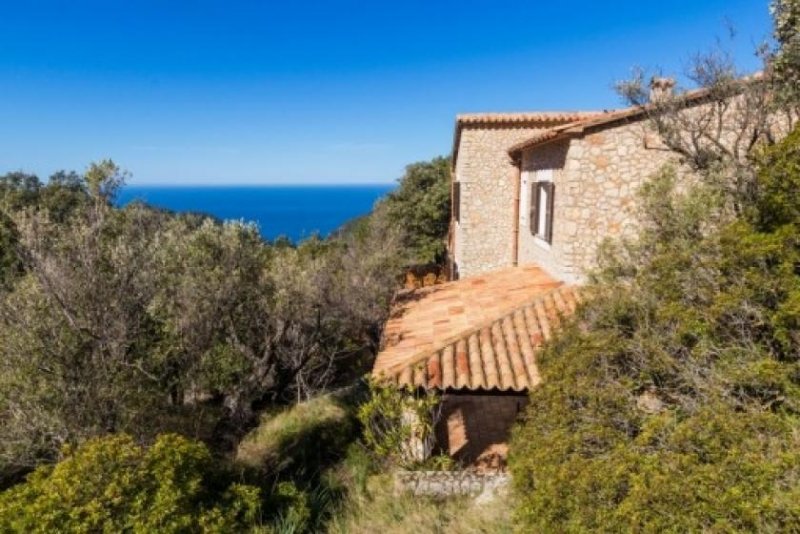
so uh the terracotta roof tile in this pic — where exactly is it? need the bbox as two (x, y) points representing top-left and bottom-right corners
(373, 265), (561, 377)
(507, 80), (760, 154)
(506, 121), (585, 153)
(374, 275), (580, 392)
(451, 111), (608, 170)
(456, 112), (604, 125)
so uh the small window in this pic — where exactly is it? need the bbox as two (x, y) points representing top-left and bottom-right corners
(530, 180), (555, 244)
(452, 181), (461, 222)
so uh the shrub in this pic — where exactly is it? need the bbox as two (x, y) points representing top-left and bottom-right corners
(753, 126), (800, 230)
(235, 392), (363, 532)
(267, 481), (312, 533)
(357, 379), (442, 469)
(509, 130), (800, 531)
(0, 434), (264, 533)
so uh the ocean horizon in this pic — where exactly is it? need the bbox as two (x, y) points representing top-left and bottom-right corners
(117, 184), (395, 242)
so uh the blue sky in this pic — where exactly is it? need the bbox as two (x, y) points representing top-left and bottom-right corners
(0, 1), (774, 185)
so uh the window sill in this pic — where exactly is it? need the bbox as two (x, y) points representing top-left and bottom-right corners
(533, 236), (552, 250)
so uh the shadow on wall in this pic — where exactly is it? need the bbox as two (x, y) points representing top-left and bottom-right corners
(435, 393), (528, 470)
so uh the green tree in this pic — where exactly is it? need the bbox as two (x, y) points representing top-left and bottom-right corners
(0, 151), (420, 494)
(0, 170), (88, 287)
(151, 216), (402, 441)
(772, 0), (800, 107)
(380, 155), (451, 265)
(0, 162), (172, 473)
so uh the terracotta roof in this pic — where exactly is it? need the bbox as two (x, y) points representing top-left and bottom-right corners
(451, 111), (606, 170)
(373, 265), (578, 391)
(455, 112), (603, 125)
(507, 83), (743, 154)
(379, 285), (580, 392)
(506, 127), (572, 153)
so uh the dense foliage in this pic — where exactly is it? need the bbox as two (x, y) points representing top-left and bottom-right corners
(378, 156), (450, 265)
(0, 153), (452, 529)
(772, 0), (800, 107)
(0, 159), (410, 474)
(510, 8), (800, 531)
(0, 170), (87, 288)
(0, 434), (263, 533)
(510, 100), (800, 534)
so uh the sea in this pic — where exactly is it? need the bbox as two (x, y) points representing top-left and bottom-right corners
(117, 184), (395, 243)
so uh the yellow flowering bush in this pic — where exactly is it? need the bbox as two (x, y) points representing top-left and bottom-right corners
(0, 433), (264, 533)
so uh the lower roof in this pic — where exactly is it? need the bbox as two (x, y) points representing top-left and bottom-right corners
(373, 265), (579, 392)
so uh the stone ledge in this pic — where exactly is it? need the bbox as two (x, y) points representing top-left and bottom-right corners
(394, 470), (510, 502)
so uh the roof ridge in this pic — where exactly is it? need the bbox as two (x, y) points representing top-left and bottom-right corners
(378, 284), (578, 380)
(507, 75), (763, 154)
(455, 111), (607, 125)
(456, 110), (603, 117)
(506, 119), (589, 153)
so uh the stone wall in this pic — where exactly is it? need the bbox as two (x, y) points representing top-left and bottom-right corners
(518, 119), (684, 281)
(453, 124), (553, 279)
(517, 140), (574, 281)
(454, 93), (789, 283)
(394, 470), (510, 501)
(436, 393), (527, 467)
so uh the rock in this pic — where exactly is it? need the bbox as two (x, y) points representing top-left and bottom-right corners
(636, 389), (664, 414)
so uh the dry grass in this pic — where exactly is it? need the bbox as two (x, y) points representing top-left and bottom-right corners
(233, 393), (513, 533)
(235, 394), (352, 472)
(327, 474), (512, 534)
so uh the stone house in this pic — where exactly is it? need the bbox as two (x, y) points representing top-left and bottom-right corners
(374, 77), (773, 469)
(449, 78), (724, 282)
(447, 111), (604, 280)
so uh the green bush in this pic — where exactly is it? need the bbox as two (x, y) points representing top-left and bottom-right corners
(509, 130), (800, 531)
(0, 434), (264, 533)
(753, 127), (800, 230)
(268, 481), (312, 533)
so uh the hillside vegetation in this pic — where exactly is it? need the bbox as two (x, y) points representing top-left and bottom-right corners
(511, 155), (800, 531)
(510, 2), (800, 529)
(0, 156), (450, 531)
(233, 392), (512, 534)
(2, 1), (800, 532)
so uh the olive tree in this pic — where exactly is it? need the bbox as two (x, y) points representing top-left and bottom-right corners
(152, 210), (403, 443)
(0, 161), (169, 473)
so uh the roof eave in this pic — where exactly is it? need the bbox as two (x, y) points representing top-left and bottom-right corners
(451, 112), (605, 172)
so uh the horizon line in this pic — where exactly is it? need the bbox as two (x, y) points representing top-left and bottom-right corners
(123, 181), (397, 188)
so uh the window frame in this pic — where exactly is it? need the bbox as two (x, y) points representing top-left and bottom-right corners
(452, 181), (461, 223)
(529, 170), (555, 245)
